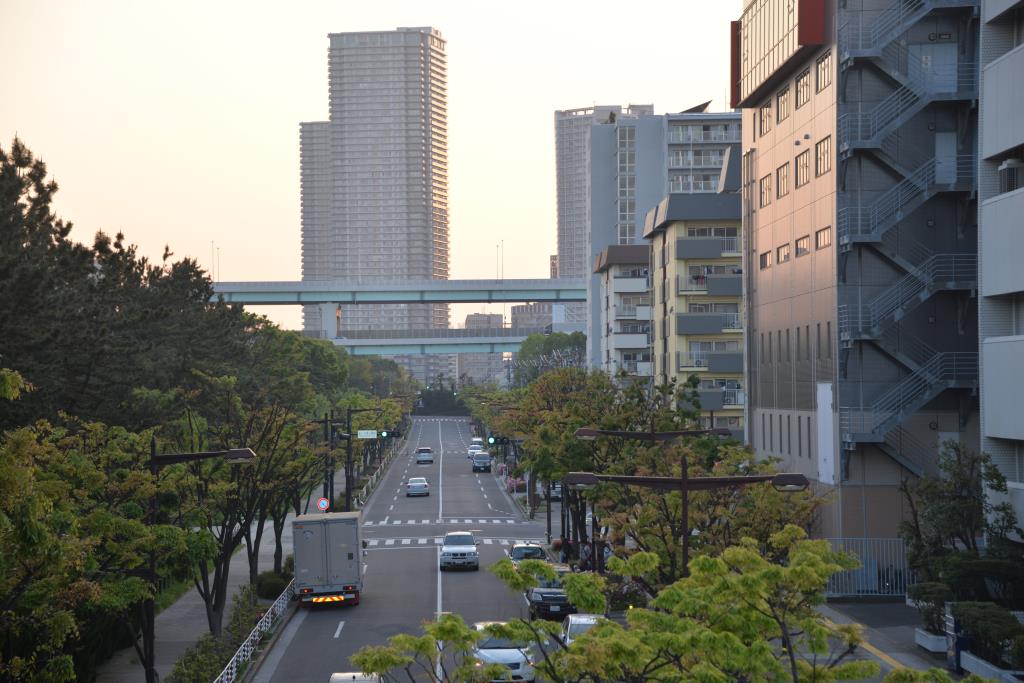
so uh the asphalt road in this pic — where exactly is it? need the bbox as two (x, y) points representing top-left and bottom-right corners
(258, 416), (545, 683)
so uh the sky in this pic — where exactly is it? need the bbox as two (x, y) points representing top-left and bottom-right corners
(0, 1), (737, 330)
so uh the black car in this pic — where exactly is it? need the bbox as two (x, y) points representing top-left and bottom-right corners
(527, 565), (576, 621)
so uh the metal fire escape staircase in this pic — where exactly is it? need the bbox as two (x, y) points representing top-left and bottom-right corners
(834, 0), (980, 475)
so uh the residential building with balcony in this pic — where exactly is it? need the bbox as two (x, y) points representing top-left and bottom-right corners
(593, 245), (652, 381)
(585, 103), (742, 370)
(644, 187), (745, 437)
(730, 0), (980, 540)
(979, 0), (1024, 532)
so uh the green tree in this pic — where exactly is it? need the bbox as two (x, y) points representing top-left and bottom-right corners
(513, 332), (586, 386)
(900, 440), (1021, 577)
(353, 527), (883, 683)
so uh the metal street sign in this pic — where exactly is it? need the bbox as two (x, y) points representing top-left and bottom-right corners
(316, 497), (330, 511)
(356, 429), (378, 439)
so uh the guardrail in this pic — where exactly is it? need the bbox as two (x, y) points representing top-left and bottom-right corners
(355, 436), (404, 508)
(213, 580), (296, 683)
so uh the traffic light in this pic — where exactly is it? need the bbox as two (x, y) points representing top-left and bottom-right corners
(381, 430), (389, 438)
(487, 435), (496, 445)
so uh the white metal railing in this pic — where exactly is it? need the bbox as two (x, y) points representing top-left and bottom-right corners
(676, 235), (739, 253)
(837, 156), (975, 240)
(720, 312), (742, 330)
(840, 352), (977, 437)
(825, 538), (915, 597)
(677, 352), (708, 369)
(668, 129), (740, 144)
(883, 425), (937, 473)
(615, 304), (638, 319)
(877, 326), (939, 369)
(838, 0), (970, 54)
(213, 580), (296, 683)
(721, 388), (744, 406)
(676, 275), (708, 294)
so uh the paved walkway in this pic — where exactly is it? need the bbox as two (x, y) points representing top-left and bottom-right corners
(822, 601), (945, 674)
(95, 468), (346, 682)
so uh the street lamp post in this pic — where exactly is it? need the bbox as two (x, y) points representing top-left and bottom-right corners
(141, 437), (255, 683)
(569, 427), (809, 577)
(345, 407), (383, 511)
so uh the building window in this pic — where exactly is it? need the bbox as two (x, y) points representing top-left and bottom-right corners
(762, 413), (766, 449)
(795, 326), (801, 359)
(795, 150), (810, 188)
(777, 243), (791, 263)
(816, 323), (821, 359)
(769, 413), (774, 451)
(777, 330), (782, 362)
(768, 333), (773, 364)
(815, 226), (832, 249)
(759, 251), (773, 269)
(776, 86), (790, 123)
(760, 332), (765, 363)
(826, 321), (832, 358)
(815, 136), (832, 176)
(795, 69), (810, 108)
(787, 415), (792, 456)
(759, 102), (772, 136)
(776, 163), (789, 198)
(759, 174), (773, 207)
(805, 325), (811, 360)
(797, 416), (802, 458)
(816, 51), (832, 92)
(795, 235), (810, 256)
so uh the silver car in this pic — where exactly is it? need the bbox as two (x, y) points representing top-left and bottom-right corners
(415, 447), (434, 464)
(560, 613), (600, 646)
(471, 622), (536, 682)
(406, 477), (430, 496)
(439, 531), (479, 570)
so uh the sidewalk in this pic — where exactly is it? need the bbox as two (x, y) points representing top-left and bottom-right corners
(821, 601), (947, 675)
(95, 468), (346, 683)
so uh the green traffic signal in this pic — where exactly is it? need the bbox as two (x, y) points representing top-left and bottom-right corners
(381, 431), (389, 438)
(487, 435), (495, 445)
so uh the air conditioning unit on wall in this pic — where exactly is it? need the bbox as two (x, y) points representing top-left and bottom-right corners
(998, 158), (1023, 193)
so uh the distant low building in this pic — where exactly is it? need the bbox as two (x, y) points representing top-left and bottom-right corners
(457, 313), (505, 386)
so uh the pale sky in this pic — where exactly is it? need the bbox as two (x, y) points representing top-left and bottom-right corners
(1, 1), (737, 330)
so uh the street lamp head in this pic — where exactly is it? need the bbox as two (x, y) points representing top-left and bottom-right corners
(574, 427), (599, 441)
(771, 473), (810, 493)
(225, 448), (257, 464)
(562, 471), (601, 489)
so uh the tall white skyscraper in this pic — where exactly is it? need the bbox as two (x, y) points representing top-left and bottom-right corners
(554, 105), (654, 324)
(301, 27), (451, 382)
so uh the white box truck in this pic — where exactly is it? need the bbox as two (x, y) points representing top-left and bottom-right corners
(292, 511), (363, 605)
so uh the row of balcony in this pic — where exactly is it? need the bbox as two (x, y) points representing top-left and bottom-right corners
(675, 235), (740, 258)
(676, 273), (742, 296)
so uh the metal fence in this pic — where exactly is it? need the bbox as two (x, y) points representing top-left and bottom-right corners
(213, 579), (296, 683)
(825, 537), (915, 598)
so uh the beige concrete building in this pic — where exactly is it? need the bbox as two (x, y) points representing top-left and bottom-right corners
(644, 192), (744, 438)
(592, 245), (652, 381)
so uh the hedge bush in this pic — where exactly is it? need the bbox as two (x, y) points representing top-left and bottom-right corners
(255, 571), (290, 600)
(952, 601), (1024, 667)
(168, 585), (266, 682)
(907, 582), (952, 635)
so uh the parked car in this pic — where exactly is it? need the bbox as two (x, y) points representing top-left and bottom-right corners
(439, 531), (479, 570)
(471, 622), (536, 682)
(406, 477), (429, 497)
(527, 564), (576, 621)
(560, 613), (601, 646)
(415, 447), (433, 464)
(508, 543), (548, 566)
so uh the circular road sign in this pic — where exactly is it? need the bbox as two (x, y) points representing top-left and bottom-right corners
(316, 497), (330, 511)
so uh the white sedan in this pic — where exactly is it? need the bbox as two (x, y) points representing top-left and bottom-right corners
(471, 622), (536, 682)
(406, 477), (430, 496)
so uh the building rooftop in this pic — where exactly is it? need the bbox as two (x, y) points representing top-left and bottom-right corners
(643, 193), (741, 239)
(593, 245), (650, 274)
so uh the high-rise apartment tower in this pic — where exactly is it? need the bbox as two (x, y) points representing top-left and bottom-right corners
(301, 27), (450, 383)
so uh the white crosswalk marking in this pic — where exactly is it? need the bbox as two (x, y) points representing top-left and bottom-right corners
(499, 539), (509, 545)
(364, 521), (374, 526)
(434, 537), (443, 544)
(483, 538), (493, 545)
(421, 519), (429, 524)
(385, 539), (395, 546)
(505, 520), (514, 524)
(401, 538), (411, 545)
(478, 519), (486, 524)
(368, 539), (379, 547)
(418, 538), (428, 544)
(391, 520), (401, 525)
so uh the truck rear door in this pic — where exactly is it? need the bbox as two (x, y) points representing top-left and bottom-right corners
(326, 517), (360, 585)
(293, 520), (327, 589)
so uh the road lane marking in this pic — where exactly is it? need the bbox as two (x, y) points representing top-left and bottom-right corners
(388, 505), (393, 511)
(418, 538), (428, 544)
(483, 539), (493, 545)
(334, 621), (346, 639)
(401, 538), (411, 545)
(368, 539), (379, 546)
(421, 519), (429, 524)
(391, 520), (400, 525)
(382, 516), (389, 524)
(385, 539), (395, 546)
